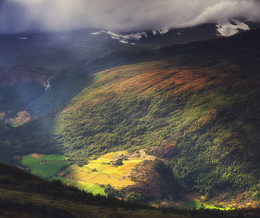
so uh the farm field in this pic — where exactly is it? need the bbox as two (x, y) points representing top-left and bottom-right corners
(56, 150), (155, 195)
(21, 150), (156, 196)
(22, 154), (70, 180)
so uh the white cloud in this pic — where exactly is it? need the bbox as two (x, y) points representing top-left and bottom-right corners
(0, 0), (260, 33)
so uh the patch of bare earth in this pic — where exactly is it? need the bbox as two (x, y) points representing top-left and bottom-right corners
(31, 153), (44, 159)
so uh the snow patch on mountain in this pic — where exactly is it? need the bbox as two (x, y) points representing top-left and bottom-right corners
(91, 29), (169, 44)
(152, 30), (157, 35)
(152, 29), (169, 35)
(119, 39), (128, 44)
(216, 20), (250, 37)
(44, 78), (51, 92)
(159, 29), (169, 34)
(91, 31), (101, 35)
(91, 30), (147, 44)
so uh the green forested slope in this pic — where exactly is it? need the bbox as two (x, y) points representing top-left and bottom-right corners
(52, 58), (259, 201)
(0, 30), (259, 207)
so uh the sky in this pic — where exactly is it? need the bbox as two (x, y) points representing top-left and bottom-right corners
(0, 0), (260, 34)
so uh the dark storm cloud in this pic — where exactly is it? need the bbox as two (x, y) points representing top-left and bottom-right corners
(1, 0), (260, 33)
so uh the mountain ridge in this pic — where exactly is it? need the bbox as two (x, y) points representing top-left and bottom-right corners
(0, 28), (259, 208)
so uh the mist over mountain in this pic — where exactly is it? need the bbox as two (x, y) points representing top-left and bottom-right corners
(1, 0), (260, 33)
(0, 0), (260, 215)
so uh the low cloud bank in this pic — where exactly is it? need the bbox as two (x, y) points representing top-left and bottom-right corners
(0, 0), (259, 33)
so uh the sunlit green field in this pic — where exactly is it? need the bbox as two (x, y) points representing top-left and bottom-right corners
(56, 151), (147, 195)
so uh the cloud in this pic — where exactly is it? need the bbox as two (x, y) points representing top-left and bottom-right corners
(0, 0), (260, 33)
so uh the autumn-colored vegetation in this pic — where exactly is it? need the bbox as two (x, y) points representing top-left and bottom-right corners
(57, 151), (138, 194)
(1, 30), (259, 209)
(55, 150), (161, 196)
(52, 58), (259, 207)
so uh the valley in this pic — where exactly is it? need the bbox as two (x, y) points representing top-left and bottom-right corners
(0, 27), (259, 213)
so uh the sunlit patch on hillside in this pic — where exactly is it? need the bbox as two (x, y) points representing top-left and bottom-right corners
(91, 61), (225, 99)
(57, 150), (157, 195)
(0, 110), (33, 127)
(7, 111), (33, 127)
(0, 112), (6, 119)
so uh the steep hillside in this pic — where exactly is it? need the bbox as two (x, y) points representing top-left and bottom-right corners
(51, 58), (259, 207)
(0, 29), (143, 124)
(1, 30), (260, 208)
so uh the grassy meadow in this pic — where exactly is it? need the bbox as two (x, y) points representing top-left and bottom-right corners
(22, 154), (70, 180)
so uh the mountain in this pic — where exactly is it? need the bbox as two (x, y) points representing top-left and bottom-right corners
(89, 19), (260, 47)
(1, 20), (259, 123)
(46, 30), (260, 207)
(0, 27), (259, 209)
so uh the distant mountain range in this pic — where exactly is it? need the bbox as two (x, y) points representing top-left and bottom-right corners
(91, 19), (260, 46)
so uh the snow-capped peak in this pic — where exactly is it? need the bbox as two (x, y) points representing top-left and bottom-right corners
(216, 20), (250, 37)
